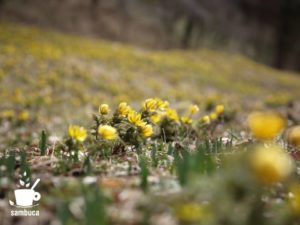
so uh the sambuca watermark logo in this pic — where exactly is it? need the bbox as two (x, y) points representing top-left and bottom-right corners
(9, 171), (41, 216)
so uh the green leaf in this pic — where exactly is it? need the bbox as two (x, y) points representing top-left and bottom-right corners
(139, 157), (149, 192)
(177, 150), (190, 186)
(39, 130), (47, 156)
(83, 156), (92, 174)
(83, 185), (108, 225)
(151, 144), (158, 168)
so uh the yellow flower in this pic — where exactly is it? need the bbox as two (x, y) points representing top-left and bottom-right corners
(188, 105), (199, 114)
(215, 104), (224, 115)
(18, 110), (29, 121)
(150, 113), (161, 124)
(98, 125), (118, 140)
(289, 185), (300, 215)
(166, 108), (179, 121)
(287, 126), (300, 148)
(1, 109), (15, 119)
(68, 125), (87, 142)
(175, 203), (207, 222)
(140, 124), (153, 137)
(117, 102), (130, 116)
(181, 116), (192, 124)
(209, 112), (218, 120)
(143, 98), (157, 111)
(99, 104), (109, 115)
(200, 115), (211, 124)
(127, 111), (144, 126)
(248, 111), (286, 140)
(250, 145), (294, 185)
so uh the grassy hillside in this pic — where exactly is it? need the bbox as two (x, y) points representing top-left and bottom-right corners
(1, 23), (300, 225)
(0, 22), (300, 130)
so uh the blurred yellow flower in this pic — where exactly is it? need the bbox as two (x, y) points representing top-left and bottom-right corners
(209, 112), (218, 120)
(175, 203), (206, 222)
(150, 113), (161, 124)
(287, 126), (300, 148)
(215, 104), (225, 115)
(143, 98), (157, 111)
(68, 125), (87, 142)
(188, 104), (199, 114)
(181, 116), (192, 124)
(289, 185), (300, 215)
(250, 145), (294, 185)
(248, 111), (286, 140)
(201, 115), (211, 124)
(118, 102), (130, 116)
(140, 124), (153, 137)
(18, 110), (30, 121)
(98, 125), (118, 140)
(99, 104), (109, 115)
(1, 109), (15, 119)
(166, 108), (179, 121)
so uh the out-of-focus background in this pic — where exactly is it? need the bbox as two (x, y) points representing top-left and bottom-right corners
(1, 0), (300, 138)
(1, 0), (300, 71)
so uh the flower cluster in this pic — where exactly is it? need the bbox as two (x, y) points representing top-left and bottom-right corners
(63, 98), (224, 147)
(0, 109), (30, 123)
(94, 99), (167, 145)
(199, 104), (225, 124)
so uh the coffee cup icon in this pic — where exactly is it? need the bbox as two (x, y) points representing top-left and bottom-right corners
(14, 189), (41, 206)
(13, 178), (41, 207)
